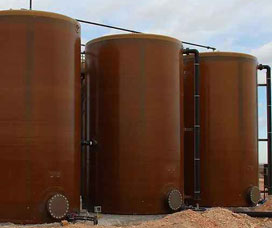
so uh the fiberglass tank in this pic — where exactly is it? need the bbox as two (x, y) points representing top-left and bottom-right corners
(183, 52), (259, 207)
(85, 34), (184, 214)
(0, 10), (81, 223)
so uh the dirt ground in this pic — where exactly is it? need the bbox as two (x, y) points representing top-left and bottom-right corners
(7, 208), (271, 228)
(2, 206), (272, 228)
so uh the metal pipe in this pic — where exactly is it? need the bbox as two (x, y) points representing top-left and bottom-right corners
(234, 210), (272, 218)
(189, 207), (272, 218)
(259, 139), (268, 142)
(86, 66), (91, 207)
(76, 19), (216, 50)
(182, 41), (215, 51)
(29, 0), (32, 10)
(81, 140), (97, 146)
(183, 48), (201, 200)
(258, 64), (272, 195)
(80, 72), (86, 206)
(76, 19), (140, 33)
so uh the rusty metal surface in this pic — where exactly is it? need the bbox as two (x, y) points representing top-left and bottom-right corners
(0, 10), (81, 223)
(85, 34), (183, 214)
(183, 52), (259, 207)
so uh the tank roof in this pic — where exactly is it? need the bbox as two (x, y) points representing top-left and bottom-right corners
(0, 10), (79, 25)
(200, 51), (257, 60)
(86, 33), (182, 46)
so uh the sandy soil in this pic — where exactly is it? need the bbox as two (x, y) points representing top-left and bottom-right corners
(3, 208), (272, 228)
(58, 208), (272, 228)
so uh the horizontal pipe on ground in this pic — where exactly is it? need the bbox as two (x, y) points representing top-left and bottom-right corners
(234, 211), (272, 218)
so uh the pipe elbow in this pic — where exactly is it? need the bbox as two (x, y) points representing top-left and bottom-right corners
(183, 48), (199, 55)
(264, 65), (271, 74)
(183, 48), (199, 62)
(258, 64), (271, 72)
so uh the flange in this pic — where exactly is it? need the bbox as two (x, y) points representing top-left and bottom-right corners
(167, 189), (183, 211)
(247, 186), (260, 206)
(47, 194), (69, 220)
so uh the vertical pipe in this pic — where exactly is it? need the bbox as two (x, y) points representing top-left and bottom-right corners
(29, 0), (32, 10)
(258, 64), (272, 195)
(183, 48), (200, 200)
(80, 63), (86, 206)
(79, 51), (91, 207)
(266, 65), (272, 195)
(256, 69), (260, 191)
(86, 57), (91, 205)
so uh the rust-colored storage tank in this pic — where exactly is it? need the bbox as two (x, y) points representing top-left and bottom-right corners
(184, 52), (259, 207)
(85, 34), (184, 214)
(0, 10), (81, 223)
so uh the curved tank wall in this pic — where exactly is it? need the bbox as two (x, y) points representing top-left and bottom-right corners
(183, 52), (259, 207)
(85, 34), (184, 214)
(0, 10), (81, 223)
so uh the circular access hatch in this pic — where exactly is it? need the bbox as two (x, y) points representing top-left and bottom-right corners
(47, 194), (69, 219)
(167, 189), (183, 211)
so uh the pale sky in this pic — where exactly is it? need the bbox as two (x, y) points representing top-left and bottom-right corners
(1, 0), (271, 163)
